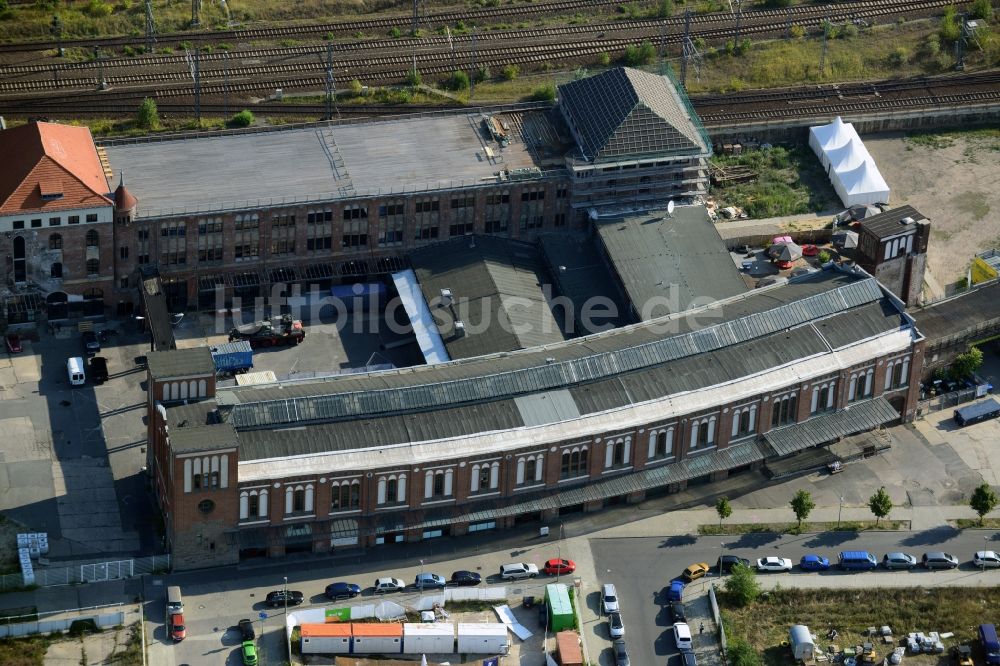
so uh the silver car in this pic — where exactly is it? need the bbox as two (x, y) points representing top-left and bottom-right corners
(882, 552), (917, 570)
(608, 611), (624, 639)
(921, 552), (959, 569)
(973, 550), (1000, 568)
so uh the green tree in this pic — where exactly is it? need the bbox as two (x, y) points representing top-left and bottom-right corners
(501, 64), (520, 81)
(724, 563), (761, 607)
(790, 489), (815, 528)
(951, 347), (984, 380)
(135, 97), (160, 131)
(229, 110), (254, 128)
(971, 0), (993, 21)
(446, 70), (470, 91)
(940, 6), (961, 43)
(529, 84), (556, 102)
(868, 486), (893, 526)
(716, 496), (733, 526)
(655, 0), (674, 18)
(729, 638), (764, 666)
(970, 482), (999, 526)
(623, 40), (656, 66)
(474, 65), (491, 83)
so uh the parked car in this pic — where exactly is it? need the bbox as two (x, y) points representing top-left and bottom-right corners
(799, 555), (830, 571)
(717, 555), (751, 574)
(89, 356), (109, 384)
(264, 590), (303, 607)
(601, 583), (620, 614)
(613, 638), (631, 666)
(974, 551), (1000, 568)
(169, 613), (186, 642)
(500, 563), (539, 580)
(237, 619), (255, 641)
(953, 645), (974, 666)
(414, 573), (447, 589)
(5, 333), (21, 353)
(667, 580), (686, 602)
(682, 562), (710, 581)
(883, 552), (917, 570)
(673, 622), (693, 650)
(681, 649), (698, 666)
(608, 611), (625, 639)
(449, 570), (482, 586)
(324, 582), (361, 599)
(670, 601), (686, 623)
(543, 558), (576, 576)
(373, 577), (406, 592)
(757, 557), (793, 572)
(82, 330), (100, 356)
(241, 640), (258, 666)
(922, 552), (959, 569)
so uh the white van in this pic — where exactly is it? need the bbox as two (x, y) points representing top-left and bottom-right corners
(66, 357), (86, 386)
(166, 585), (183, 615)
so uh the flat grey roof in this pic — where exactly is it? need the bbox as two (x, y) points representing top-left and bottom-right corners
(105, 115), (540, 218)
(146, 346), (214, 379)
(595, 205), (747, 320)
(910, 280), (1000, 343)
(169, 422), (238, 453)
(538, 232), (630, 330)
(409, 235), (567, 359)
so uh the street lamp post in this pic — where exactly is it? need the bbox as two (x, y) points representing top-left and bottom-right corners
(283, 576), (288, 616)
(984, 536), (989, 573)
(838, 496), (845, 528)
(719, 542), (725, 577)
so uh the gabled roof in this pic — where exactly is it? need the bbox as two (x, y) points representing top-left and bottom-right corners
(0, 122), (111, 214)
(558, 67), (707, 161)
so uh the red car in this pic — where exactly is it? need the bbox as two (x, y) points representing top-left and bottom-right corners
(543, 558), (576, 575)
(5, 333), (21, 353)
(169, 613), (186, 641)
(802, 244), (819, 257)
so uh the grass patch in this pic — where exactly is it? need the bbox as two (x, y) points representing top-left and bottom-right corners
(722, 587), (1000, 666)
(106, 623), (143, 665)
(0, 634), (51, 666)
(699, 520), (910, 535)
(953, 518), (1000, 529)
(710, 145), (840, 218)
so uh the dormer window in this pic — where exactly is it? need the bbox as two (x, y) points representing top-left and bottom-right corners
(39, 177), (63, 200)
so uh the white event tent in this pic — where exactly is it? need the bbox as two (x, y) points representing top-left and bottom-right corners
(809, 116), (890, 207)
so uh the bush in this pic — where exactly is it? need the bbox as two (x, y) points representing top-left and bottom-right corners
(724, 563), (761, 607)
(530, 84), (556, 102)
(654, 0), (674, 18)
(83, 0), (112, 18)
(940, 6), (961, 43)
(790, 25), (805, 39)
(729, 638), (764, 666)
(598, 52), (611, 66)
(445, 70), (470, 91)
(389, 26), (401, 38)
(623, 40), (656, 66)
(924, 33), (941, 57)
(818, 249), (832, 263)
(501, 64), (519, 81)
(951, 346), (984, 379)
(841, 22), (859, 39)
(971, 0), (993, 20)
(765, 0), (792, 7)
(135, 97), (159, 130)
(474, 65), (490, 83)
(405, 68), (422, 86)
(122, 45), (135, 56)
(228, 110), (254, 128)
(348, 79), (363, 96)
(888, 47), (909, 66)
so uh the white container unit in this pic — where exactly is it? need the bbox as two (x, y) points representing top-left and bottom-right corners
(299, 624), (351, 655)
(403, 623), (456, 654)
(457, 623), (510, 655)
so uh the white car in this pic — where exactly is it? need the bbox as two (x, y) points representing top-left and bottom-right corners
(974, 550), (1000, 568)
(673, 622), (693, 650)
(756, 557), (793, 572)
(373, 577), (406, 593)
(608, 611), (625, 639)
(499, 562), (539, 580)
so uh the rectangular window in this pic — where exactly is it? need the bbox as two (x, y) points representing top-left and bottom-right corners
(521, 189), (545, 202)
(68, 216), (80, 225)
(49, 217), (61, 226)
(13, 220), (23, 230)
(270, 215), (296, 256)
(119, 277), (129, 289)
(307, 211), (333, 252)
(553, 213), (567, 227)
(414, 198), (440, 240)
(119, 246), (129, 260)
(234, 214), (260, 261)
(159, 221), (187, 266)
(342, 218), (368, 249)
(31, 219), (42, 228)
(379, 203), (405, 217)
(556, 187), (568, 199)
(342, 205), (368, 220)
(485, 190), (510, 234)
(86, 214), (98, 223)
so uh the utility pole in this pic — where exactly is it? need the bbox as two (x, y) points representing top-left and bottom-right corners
(470, 27), (477, 99)
(446, 27), (455, 72)
(733, 0), (743, 49)
(680, 9), (691, 87)
(785, 6), (793, 40)
(144, 0), (156, 53)
(191, 0), (201, 28)
(819, 5), (831, 77)
(955, 12), (972, 71)
(324, 43), (336, 120)
(411, 0), (420, 36)
(50, 15), (64, 57)
(94, 46), (107, 90)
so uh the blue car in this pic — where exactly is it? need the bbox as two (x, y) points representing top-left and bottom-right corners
(667, 580), (686, 601)
(324, 581), (361, 599)
(799, 555), (830, 571)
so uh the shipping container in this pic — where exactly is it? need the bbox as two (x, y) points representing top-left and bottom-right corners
(545, 584), (576, 632)
(300, 623), (351, 655)
(210, 340), (254, 373)
(351, 622), (403, 654)
(456, 623), (510, 655)
(954, 398), (1000, 427)
(402, 622), (456, 654)
(556, 630), (583, 666)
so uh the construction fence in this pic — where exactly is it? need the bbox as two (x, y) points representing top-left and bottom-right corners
(0, 603), (131, 639)
(0, 554), (170, 590)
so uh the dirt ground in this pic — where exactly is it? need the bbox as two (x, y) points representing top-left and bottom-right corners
(865, 130), (1000, 291)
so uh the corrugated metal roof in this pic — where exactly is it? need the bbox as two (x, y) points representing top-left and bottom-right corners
(168, 422), (237, 453)
(229, 277), (884, 430)
(763, 396), (899, 456)
(515, 390), (581, 426)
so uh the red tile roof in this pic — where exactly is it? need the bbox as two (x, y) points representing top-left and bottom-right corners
(0, 122), (111, 215)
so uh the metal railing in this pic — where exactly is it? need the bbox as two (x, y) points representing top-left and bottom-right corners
(0, 554), (170, 590)
(917, 387), (981, 415)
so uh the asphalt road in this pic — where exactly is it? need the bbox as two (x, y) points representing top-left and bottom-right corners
(589, 528), (1000, 666)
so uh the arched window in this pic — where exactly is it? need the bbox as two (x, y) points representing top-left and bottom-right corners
(240, 492), (249, 520)
(192, 458), (203, 490)
(49, 234), (63, 250)
(349, 482), (360, 509)
(50, 262), (63, 278)
(292, 486), (305, 512)
(247, 492), (259, 519)
(258, 489), (268, 517)
(377, 477), (387, 505)
(433, 472), (445, 497)
(304, 484), (314, 512)
(85, 258), (100, 275)
(86, 230), (99, 247)
(386, 477), (398, 503)
(515, 459), (525, 486)
(524, 457), (536, 483)
(561, 446), (588, 479)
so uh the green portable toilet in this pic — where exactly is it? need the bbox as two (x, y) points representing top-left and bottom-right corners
(545, 583), (575, 632)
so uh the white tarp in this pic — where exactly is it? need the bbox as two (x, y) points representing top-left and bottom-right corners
(832, 158), (890, 207)
(809, 116), (859, 163)
(493, 605), (532, 640)
(391, 269), (450, 365)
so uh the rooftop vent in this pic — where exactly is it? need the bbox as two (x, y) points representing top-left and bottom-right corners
(453, 320), (466, 338)
(900, 217), (914, 225)
(439, 288), (453, 307)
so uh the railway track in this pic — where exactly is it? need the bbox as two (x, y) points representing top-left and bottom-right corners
(5, 71), (998, 129)
(0, 0), (966, 100)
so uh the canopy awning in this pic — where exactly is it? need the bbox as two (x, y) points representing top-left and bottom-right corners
(764, 397), (899, 457)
